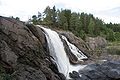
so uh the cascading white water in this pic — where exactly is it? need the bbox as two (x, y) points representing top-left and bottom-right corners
(61, 35), (87, 61)
(38, 25), (87, 79)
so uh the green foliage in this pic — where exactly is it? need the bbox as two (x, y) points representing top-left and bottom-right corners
(88, 18), (95, 35)
(0, 67), (17, 80)
(43, 6), (53, 25)
(29, 6), (120, 41)
(106, 28), (115, 41)
(57, 10), (68, 29)
(70, 12), (80, 31)
(108, 41), (120, 46)
(9, 16), (20, 20)
(63, 9), (71, 30)
(43, 6), (57, 26)
(106, 23), (120, 32)
(114, 32), (120, 41)
(32, 15), (37, 23)
(52, 6), (57, 26)
(15, 17), (20, 20)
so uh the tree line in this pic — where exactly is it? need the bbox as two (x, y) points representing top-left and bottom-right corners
(29, 6), (120, 41)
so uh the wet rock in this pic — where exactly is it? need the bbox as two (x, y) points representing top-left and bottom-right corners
(58, 73), (66, 80)
(78, 61), (120, 80)
(107, 69), (120, 79)
(69, 71), (80, 78)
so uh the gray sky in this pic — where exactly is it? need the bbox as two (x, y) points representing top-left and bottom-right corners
(0, 0), (120, 23)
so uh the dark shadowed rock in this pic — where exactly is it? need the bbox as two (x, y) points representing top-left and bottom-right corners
(58, 73), (66, 80)
(16, 64), (47, 80)
(69, 71), (80, 78)
(107, 69), (120, 79)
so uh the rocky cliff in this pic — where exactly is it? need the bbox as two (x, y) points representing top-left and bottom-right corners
(0, 16), (64, 80)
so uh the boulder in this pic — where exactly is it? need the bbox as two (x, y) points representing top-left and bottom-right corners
(69, 71), (80, 78)
(85, 36), (107, 50)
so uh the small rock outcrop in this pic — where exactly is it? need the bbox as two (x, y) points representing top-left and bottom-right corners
(85, 36), (107, 50)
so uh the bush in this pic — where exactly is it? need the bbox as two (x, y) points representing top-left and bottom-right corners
(107, 47), (120, 55)
(0, 67), (17, 80)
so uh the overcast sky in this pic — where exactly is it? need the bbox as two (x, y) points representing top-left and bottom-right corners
(0, 0), (120, 23)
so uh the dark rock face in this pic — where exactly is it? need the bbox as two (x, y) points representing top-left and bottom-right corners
(15, 64), (47, 80)
(0, 16), (62, 80)
(70, 61), (120, 80)
(69, 71), (80, 79)
(0, 41), (18, 67)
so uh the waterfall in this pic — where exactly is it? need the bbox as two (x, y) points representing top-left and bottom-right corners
(61, 35), (87, 61)
(39, 25), (87, 79)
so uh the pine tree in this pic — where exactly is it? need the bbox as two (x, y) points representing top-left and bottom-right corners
(88, 18), (95, 35)
(64, 9), (71, 30)
(43, 6), (53, 25)
(70, 12), (80, 31)
(52, 6), (57, 26)
(32, 15), (37, 24)
(57, 10), (68, 30)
